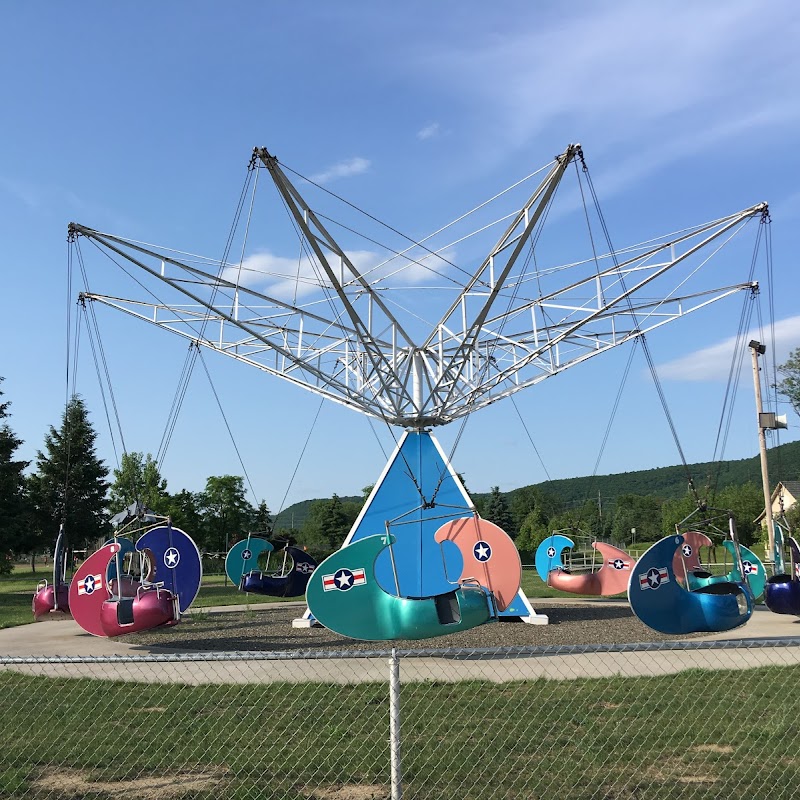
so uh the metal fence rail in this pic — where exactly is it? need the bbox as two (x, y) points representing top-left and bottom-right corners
(2, 640), (800, 799)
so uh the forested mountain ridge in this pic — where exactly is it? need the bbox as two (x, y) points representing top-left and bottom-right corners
(276, 440), (800, 529)
(490, 439), (800, 511)
(274, 496), (362, 532)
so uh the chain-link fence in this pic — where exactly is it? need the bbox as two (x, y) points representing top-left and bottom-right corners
(2, 640), (800, 799)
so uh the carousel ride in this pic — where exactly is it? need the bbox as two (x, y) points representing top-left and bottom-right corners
(64, 143), (777, 640)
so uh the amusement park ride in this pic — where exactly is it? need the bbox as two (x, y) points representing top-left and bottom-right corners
(225, 536), (318, 598)
(49, 142), (790, 640)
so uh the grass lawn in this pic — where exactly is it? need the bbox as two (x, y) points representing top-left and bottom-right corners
(0, 568), (43, 629)
(0, 567), (299, 630)
(1, 664), (799, 799)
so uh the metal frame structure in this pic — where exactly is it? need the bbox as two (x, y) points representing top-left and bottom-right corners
(68, 145), (767, 430)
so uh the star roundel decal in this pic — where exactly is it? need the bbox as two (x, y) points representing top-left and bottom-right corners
(322, 567), (367, 591)
(639, 566), (670, 590)
(242, 548), (253, 561)
(164, 547), (181, 568)
(546, 546), (556, 558)
(682, 544), (693, 558)
(473, 540), (492, 562)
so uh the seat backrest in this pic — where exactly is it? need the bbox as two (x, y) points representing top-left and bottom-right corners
(435, 591), (461, 625)
(117, 597), (135, 625)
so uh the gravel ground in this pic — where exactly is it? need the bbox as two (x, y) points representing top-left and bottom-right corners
(125, 600), (699, 653)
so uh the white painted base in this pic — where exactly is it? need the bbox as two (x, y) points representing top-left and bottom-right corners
(292, 617), (317, 628)
(520, 613), (549, 625)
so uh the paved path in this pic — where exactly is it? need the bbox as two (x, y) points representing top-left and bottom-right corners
(3, 600), (800, 683)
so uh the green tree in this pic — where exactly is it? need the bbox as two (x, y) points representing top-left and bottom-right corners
(27, 395), (110, 554)
(454, 474), (471, 498)
(484, 486), (515, 535)
(251, 500), (273, 535)
(546, 499), (611, 543)
(661, 492), (699, 537)
(784, 502), (800, 534)
(587, 499), (614, 542)
(320, 494), (351, 549)
(714, 482), (764, 547)
(777, 347), (800, 418)
(514, 506), (551, 561)
(510, 486), (562, 533)
(611, 494), (663, 546)
(198, 475), (254, 552)
(662, 484), (764, 548)
(299, 494), (356, 556)
(109, 451), (169, 514)
(0, 379), (29, 574)
(546, 507), (582, 537)
(163, 489), (203, 538)
(533, 499), (609, 558)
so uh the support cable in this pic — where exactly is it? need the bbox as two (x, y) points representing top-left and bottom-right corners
(196, 348), (259, 503)
(702, 209), (768, 502)
(61, 241), (75, 528)
(155, 161), (258, 470)
(707, 286), (761, 500)
(427, 161), (566, 509)
(74, 241), (130, 462)
(762, 218), (785, 482)
(274, 396), (326, 520)
(155, 344), (198, 468)
(579, 153), (704, 507)
(76, 300), (123, 470)
(277, 159), (552, 286)
(509, 156), (636, 531)
(510, 395), (553, 484)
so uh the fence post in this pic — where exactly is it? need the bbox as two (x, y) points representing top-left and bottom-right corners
(389, 647), (402, 800)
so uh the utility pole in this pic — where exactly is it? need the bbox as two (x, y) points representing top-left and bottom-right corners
(749, 340), (787, 562)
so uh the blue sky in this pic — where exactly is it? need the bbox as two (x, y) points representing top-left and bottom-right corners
(2, 1), (800, 516)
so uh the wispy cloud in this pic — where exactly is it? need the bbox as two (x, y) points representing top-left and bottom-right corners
(0, 174), (140, 234)
(0, 176), (42, 209)
(770, 190), (800, 224)
(222, 243), (461, 303)
(658, 315), (800, 381)
(417, 122), (442, 141)
(412, 2), (800, 177)
(0, 176), (84, 212)
(309, 157), (371, 184)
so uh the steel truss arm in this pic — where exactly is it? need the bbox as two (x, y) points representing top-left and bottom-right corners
(68, 148), (769, 430)
(433, 282), (759, 424)
(416, 203), (768, 421)
(254, 148), (418, 415)
(69, 223), (407, 421)
(78, 292), (398, 419)
(423, 144), (582, 413)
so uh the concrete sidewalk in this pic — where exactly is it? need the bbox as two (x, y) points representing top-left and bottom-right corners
(0, 600), (308, 658)
(2, 601), (800, 684)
